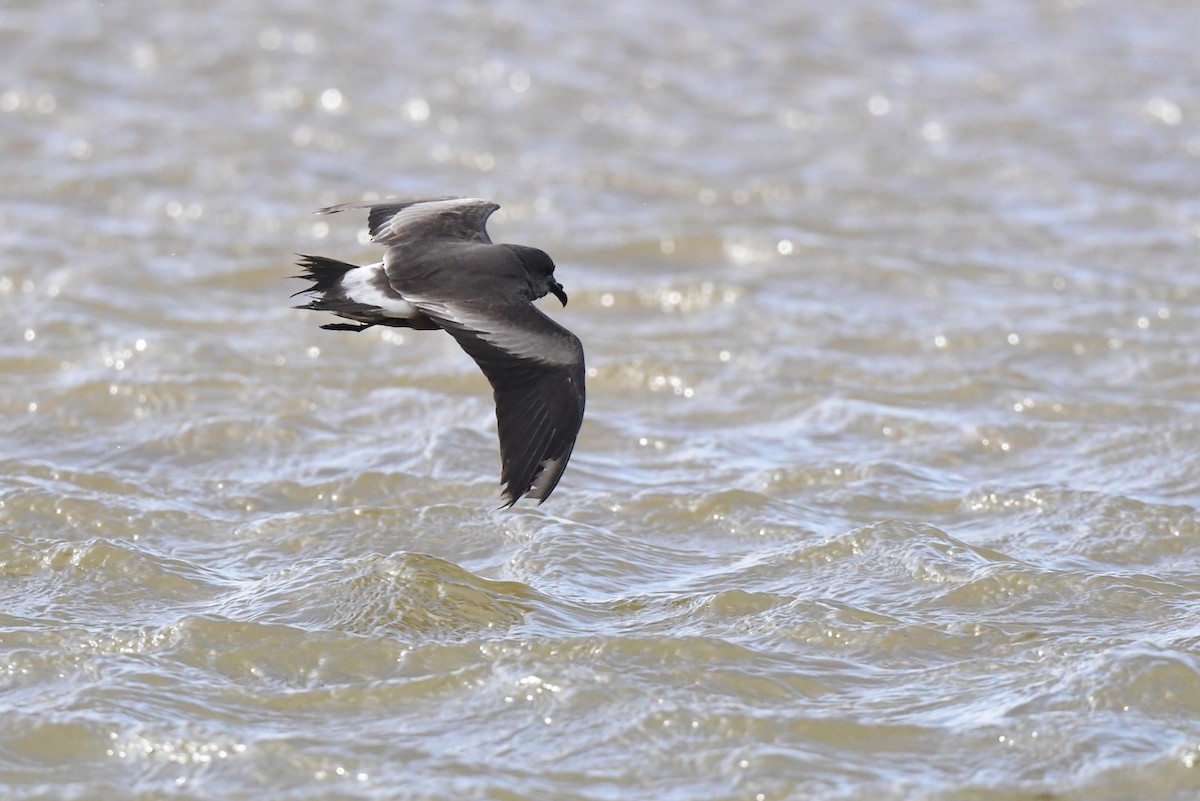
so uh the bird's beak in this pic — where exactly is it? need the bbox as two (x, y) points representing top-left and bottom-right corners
(550, 280), (568, 307)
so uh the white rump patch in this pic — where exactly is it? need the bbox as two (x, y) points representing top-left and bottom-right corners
(342, 262), (419, 318)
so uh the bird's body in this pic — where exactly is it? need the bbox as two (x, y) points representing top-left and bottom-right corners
(292, 197), (585, 506)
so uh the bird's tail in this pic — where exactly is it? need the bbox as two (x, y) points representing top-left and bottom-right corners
(291, 254), (359, 299)
(290, 253), (377, 327)
(290, 254), (439, 332)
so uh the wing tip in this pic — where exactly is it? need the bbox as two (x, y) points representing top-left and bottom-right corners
(496, 454), (570, 509)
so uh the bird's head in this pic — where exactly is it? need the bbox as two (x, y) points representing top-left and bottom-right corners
(510, 245), (568, 306)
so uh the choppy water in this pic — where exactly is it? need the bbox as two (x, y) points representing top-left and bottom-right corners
(4, 0), (1200, 798)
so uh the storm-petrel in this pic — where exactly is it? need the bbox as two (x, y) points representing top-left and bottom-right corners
(292, 197), (585, 506)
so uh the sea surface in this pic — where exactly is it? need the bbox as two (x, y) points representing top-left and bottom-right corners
(3, 0), (1200, 799)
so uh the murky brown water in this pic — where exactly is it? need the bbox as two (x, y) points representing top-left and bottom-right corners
(3, 0), (1200, 798)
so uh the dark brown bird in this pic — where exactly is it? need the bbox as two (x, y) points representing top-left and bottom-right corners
(292, 197), (585, 506)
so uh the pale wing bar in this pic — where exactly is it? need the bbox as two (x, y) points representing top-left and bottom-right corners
(319, 197), (499, 246)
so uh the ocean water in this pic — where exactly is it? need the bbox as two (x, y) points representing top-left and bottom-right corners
(3, 0), (1200, 798)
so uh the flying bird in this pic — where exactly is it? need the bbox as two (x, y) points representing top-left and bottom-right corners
(292, 197), (585, 506)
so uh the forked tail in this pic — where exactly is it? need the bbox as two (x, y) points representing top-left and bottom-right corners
(291, 254), (359, 298)
(290, 254), (438, 332)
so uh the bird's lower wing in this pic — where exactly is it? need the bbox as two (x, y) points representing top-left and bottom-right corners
(409, 298), (585, 506)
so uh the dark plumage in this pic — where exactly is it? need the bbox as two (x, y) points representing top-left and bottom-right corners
(292, 197), (585, 506)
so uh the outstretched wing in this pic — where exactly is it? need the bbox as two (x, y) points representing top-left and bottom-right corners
(405, 295), (585, 506)
(319, 197), (500, 246)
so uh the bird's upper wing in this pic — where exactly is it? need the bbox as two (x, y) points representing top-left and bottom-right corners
(399, 290), (586, 506)
(319, 197), (499, 246)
